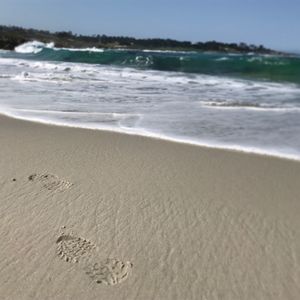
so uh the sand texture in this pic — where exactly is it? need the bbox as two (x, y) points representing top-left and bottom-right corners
(0, 115), (299, 300)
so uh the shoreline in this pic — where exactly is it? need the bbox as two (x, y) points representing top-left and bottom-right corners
(0, 114), (300, 299)
(1, 111), (300, 162)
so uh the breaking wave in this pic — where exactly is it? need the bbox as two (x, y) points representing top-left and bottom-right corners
(1, 41), (298, 84)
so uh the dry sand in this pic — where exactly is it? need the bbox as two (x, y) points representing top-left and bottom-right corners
(0, 114), (299, 300)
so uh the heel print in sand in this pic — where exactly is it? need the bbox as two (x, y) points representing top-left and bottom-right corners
(28, 173), (73, 192)
(56, 232), (133, 285)
(84, 258), (133, 286)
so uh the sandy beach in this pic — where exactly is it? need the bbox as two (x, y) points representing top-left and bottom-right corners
(0, 114), (299, 300)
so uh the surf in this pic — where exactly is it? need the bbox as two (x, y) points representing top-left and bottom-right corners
(1, 41), (298, 84)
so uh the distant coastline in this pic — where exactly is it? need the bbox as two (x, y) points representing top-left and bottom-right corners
(0, 25), (284, 55)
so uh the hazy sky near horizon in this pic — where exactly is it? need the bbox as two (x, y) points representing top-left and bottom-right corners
(0, 0), (299, 51)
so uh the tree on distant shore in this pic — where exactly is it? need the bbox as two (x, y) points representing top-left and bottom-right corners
(0, 24), (278, 54)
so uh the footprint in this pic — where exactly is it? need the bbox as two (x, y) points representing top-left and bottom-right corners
(84, 258), (133, 286)
(56, 233), (96, 263)
(55, 232), (133, 285)
(28, 173), (73, 192)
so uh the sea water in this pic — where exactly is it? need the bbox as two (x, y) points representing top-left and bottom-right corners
(0, 41), (300, 160)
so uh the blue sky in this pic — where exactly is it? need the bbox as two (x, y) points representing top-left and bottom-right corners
(0, 0), (299, 51)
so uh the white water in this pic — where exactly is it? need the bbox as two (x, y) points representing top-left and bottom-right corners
(15, 41), (55, 54)
(14, 40), (105, 54)
(1, 54), (300, 160)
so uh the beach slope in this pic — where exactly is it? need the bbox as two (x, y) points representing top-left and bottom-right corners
(0, 115), (299, 300)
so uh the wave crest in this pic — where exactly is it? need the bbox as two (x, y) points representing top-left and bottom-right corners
(15, 41), (55, 54)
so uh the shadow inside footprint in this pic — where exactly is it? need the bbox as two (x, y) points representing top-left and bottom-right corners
(56, 234), (78, 243)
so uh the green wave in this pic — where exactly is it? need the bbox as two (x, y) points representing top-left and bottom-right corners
(11, 47), (300, 84)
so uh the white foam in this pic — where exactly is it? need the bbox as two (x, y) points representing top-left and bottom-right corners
(16, 108), (140, 119)
(199, 101), (300, 112)
(2, 56), (299, 94)
(215, 57), (229, 61)
(1, 109), (299, 161)
(54, 46), (104, 52)
(11, 71), (73, 83)
(14, 40), (104, 54)
(15, 41), (54, 54)
(141, 49), (196, 54)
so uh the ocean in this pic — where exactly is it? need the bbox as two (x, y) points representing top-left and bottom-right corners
(0, 41), (300, 160)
